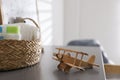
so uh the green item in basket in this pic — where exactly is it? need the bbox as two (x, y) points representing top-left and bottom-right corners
(6, 26), (19, 34)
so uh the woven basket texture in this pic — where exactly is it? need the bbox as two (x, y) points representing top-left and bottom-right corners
(0, 40), (42, 71)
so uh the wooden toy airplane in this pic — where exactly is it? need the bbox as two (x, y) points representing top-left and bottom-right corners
(53, 48), (99, 73)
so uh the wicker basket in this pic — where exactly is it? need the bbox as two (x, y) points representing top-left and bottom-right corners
(0, 18), (42, 71)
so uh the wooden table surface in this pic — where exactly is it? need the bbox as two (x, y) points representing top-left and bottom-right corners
(0, 46), (106, 80)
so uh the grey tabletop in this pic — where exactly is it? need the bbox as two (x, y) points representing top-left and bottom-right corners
(0, 46), (106, 80)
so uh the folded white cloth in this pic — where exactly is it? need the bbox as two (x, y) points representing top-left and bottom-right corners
(15, 23), (40, 40)
(0, 23), (40, 41)
(2, 24), (21, 40)
(5, 34), (21, 40)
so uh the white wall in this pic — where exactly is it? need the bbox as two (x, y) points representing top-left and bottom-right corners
(40, 0), (64, 46)
(64, 0), (120, 64)
(2, 0), (38, 24)
(64, 0), (80, 44)
(52, 0), (64, 45)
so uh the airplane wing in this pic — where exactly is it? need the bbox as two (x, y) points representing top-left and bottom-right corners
(88, 63), (100, 67)
(65, 63), (85, 71)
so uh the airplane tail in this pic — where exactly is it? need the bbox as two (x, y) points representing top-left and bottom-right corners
(87, 55), (95, 64)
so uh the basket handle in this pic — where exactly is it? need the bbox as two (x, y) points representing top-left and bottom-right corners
(23, 18), (40, 29)
(23, 18), (41, 40)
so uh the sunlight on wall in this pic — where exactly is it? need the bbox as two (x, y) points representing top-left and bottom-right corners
(38, 0), (53, 45)
(2, 0), (38, 24)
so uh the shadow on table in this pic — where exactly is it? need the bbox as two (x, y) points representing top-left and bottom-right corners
(53, 68), (99, 80)
(0, 63), (41, 80)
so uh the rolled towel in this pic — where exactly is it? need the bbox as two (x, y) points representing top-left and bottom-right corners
(33, 26), (40, 40)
